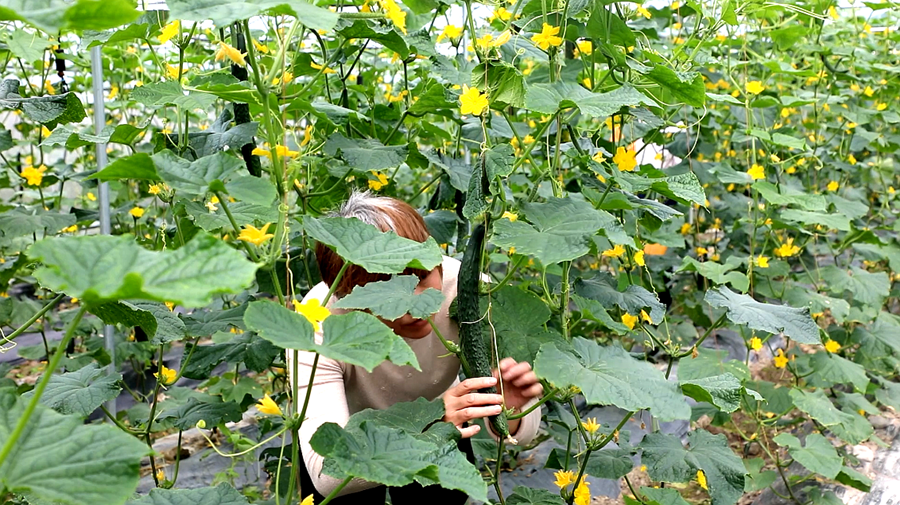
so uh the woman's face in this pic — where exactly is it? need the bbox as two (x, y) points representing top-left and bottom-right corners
(379, 268), (443, 339)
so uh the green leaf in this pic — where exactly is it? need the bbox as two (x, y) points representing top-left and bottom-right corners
(584, 448), (636, 479)
(0, 207), (76, 239)
(788, 389), (855, 427)
(525, 83), (652, 118)
(818, 266), (890, 307)
(93, 300), (186, 345)
(679, 348), (750, 382)
(310, 421), (487, 500)
(27, 232), (259, 308)
(640, 487), (691, 505)
(224, 175), (277, 206)
(638, 430), (745, 505)
(680, 373), (744, 413)
(334, 275), (444, 320)
(802, 352), (869, 392)
(157, 395), (243, 430)
(752, 181), (826, 211)
(678, 257), (749, 293)
(35, 363), (122, 418)
(835, 466), (872, 492)
(151, 151), (245, 197)
(92, 153), (160, 182)
(575, 273), (665, 324)
(534, 339), (690, 421)
(125, 483), (250, 505)
(780, 209), (851, 232)
(8, 28), (47, 64)
(408, 80), (457, 116)
(167, 0), (338, 31)
(185, 201), (279, 232)
(62, 0), (140, 30)
(131, 81), (217, 111)
(192, 82), (262, 106)
(345, 397), (445, 434)
(324, 133), (408, 172)
(772, 433), (841, 479)
(181, 332), (279, 379)
(473, 61), (525, 108)
(303, 216), (443, 274)
(704, 287), (820, 344)
(587, 4), (636, 47)
(491, 198), (620, 265)
(875, 378), (900, 410)
(644, 66), (705, 106)
(573, 294), (630, 333)
(0, 392), (148, 505)
(507, 486), (566, 505)
(243, 300), (420, 372)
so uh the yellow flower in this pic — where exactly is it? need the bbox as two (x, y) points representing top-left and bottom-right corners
(753, 255), (769, 268)
(165, 301), (175, 311)
(825, 340), (840, 353)
(876, 102), (887, 111)
(574, 477), (591, 505)
(576, 40), (592, 55)
(634, 250), (645, 267)
(86, 192), (97, 201)
(293, 298), (331, 332)
(272, 71), (294, 86)
(61, 224), (78, 233)
(591, 151), (605, 163)
(863, 86), (874, 97)
(582, 417), (600, 434)
(848, 154), (857, 165)
(459, 84), (489, 116)
(501, 211), (517, 222)
(368, 171), (389, 191)
(215, 41), (247, 66)
(253, 145), (299, 159)
(749, 336), (763, 351)
(553, 470), (576, 489)
(149, 183), (162, 195)
(490, 7), (513, 21)
(437, 24), (463, 42)
(300, 124), (314, 147)
(158, 20), (180, 44)
(21, 165), (47, 186)
(156, 365), (177, 385)
(828, 6), (839, 19)
(640, 465), (647, 472)
(697, 469), (708, 491)
(156, 469), (165, 482)
(640, 310), (653, 324)
(531, 23), (563, 51)
(747, 164), (765, 180)
(773, 237), (800, 258)
(238, 223), (274, 246)
(205, 199), (218, 212)
(827, 180), (839, 192)
(493, 30), (511, 47)
(166, 64), (180, 80)
(602, 244), (626, 258)
(379, 0), (407, 34)
(773, 348), (789, 368)
(613, 146), (637, 172)
(252, 39), (269, 54)
(257, 393), (283, 416)
(636, 5), (652, 18)
(621, 313), (638, 330)
(310, 61), (337, 74)
(745, 81), (765, 95)
(107, 84), (119, 100)
(129, 207), (145, 218)
(301, 496), (313, 505)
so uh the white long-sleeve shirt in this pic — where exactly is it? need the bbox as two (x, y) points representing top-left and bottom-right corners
(287, 255), (542, 497)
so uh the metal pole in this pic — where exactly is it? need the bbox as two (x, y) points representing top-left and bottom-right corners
(90, 45), (116, 418)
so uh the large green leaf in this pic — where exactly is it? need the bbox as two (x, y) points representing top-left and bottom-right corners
(801, 352), (869, 392)
(704, 287), (819, 344)
(644, 66), (705, 107)
(534, 339), (690, 421)
(0, 392), (148, 505)
(27, 232), (259, 308)
(818, 266), (890, 307)
(491, 198), (619, 265)
(780, 210), (851, 232)
(0, 0), (139, 32)
(151, 150), (245, 197)
(310, 421), (487, 500)
(92, 153), (160, 182)
(324, 133), (408, 172)
(345, 397), (445, 434)
(180, 332), (279, 379)
(224, 176), (277, 206)
(640, 487), (691, 505)
(788, 389), (855, 427)
(125, 483), (249, 505)
(752, 181), (826, 211)
(584, 448), (636, 479)
(34, 363), (122, 418)
(0, 207), (76, 239)
(303, 216), (443, 274)
(678, 348), (750, 382)
(334, 275), (444, 320)
(575, 273), (665, 324)
(185, 201), (279, 232)
(525, 83), (651, 118)
(507, 486), (566, 504)
(131, 81), (216, 111)
(157, 396), (243, 430)
(243, 300), (420, 372)
(91, 300), (187, 344)
(771, 433), (841, 479)
(166, 0), (338, 31)
(680, 373), (744, 413)
(8, 28), (47, 64)
(678, 257), (749, 293)
(638, 431), (745, 505)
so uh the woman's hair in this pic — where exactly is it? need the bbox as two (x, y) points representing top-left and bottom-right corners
(315, 191), (439, 297)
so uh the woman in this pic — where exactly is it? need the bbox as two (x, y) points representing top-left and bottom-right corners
(289, 191), (543, 504)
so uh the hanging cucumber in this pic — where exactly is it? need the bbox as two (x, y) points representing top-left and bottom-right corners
(457, 222), (514, 443)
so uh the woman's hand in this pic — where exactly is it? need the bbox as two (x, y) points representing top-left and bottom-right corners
(442, 377), (504, 438)
(493, 358), (543, 412)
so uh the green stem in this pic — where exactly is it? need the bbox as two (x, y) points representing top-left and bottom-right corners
(215, 191), (260, 263)
(2, 293), (64, 344)
(560, 261), (571, 341)
(0, 304), (88, 469)
(507, 388), (557, 420)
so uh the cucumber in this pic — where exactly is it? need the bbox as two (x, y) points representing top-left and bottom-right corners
(458, 222), (513, 442)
